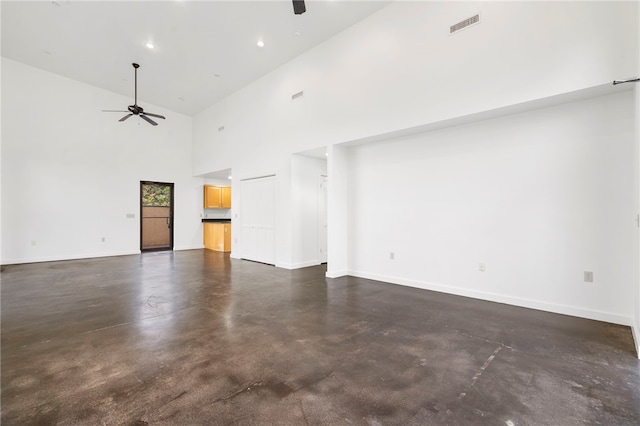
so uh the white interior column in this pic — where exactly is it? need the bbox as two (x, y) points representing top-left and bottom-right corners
(326, 144), (349, 278)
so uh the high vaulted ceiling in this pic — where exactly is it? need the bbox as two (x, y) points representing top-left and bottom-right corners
(1, 0), (391, 116)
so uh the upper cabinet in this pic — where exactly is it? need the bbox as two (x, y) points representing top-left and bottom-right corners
(204, 185), (231, 209)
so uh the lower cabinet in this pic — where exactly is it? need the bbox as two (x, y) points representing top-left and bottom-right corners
(203, 223), (231, 252)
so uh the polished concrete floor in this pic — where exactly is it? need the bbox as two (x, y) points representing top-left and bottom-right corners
(2, 250), (639, 425)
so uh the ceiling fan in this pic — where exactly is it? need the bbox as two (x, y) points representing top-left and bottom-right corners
(103, 63), (165, 126)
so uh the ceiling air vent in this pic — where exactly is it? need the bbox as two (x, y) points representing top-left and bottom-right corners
(450, 14), (480, 34)
(291, 90), (304, 101)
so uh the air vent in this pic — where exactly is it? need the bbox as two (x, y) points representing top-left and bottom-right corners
(450, 14), (480, 34)
(291, 90), (304, 101)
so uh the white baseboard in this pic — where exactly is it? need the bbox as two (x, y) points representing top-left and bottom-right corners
(1, 250), (141, 266)
(173, 245), (204, 251)
(2, 246), (205, 265)
(326, 269), (348, 279)
(632, 324), (640, 359)
(347, 270), (633, 327)
(276, 260), (321, 270)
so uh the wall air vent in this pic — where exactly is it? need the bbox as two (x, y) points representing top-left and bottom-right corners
(450, 14), (480, 34)
(291, 90), (304, 101)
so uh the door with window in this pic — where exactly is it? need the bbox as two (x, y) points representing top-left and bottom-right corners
(140, 181), (174, 251)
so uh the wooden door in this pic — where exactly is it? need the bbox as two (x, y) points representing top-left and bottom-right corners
(141, 182), (174, 251)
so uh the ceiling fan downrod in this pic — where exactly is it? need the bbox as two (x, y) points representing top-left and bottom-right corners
(133, 63), (139, 106)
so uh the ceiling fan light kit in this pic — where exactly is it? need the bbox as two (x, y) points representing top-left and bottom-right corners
(103, 63), (166, 126)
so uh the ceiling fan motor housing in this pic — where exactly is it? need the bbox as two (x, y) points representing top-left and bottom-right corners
(128, 105), (143, 115)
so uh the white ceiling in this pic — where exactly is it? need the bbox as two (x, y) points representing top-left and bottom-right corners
(1, 0), (391, 117)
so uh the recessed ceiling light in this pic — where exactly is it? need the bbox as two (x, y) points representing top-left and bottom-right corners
(257, 40), (265, 48)
(146, 42), (155, 49)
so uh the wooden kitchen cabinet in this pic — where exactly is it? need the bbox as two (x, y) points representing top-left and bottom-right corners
(204, 185), (231, 209)
(203, 222), (231, 252)
(221, 186), (231, 208)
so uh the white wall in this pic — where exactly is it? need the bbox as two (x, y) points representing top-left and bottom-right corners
(1, 59), (202, 264)
(193, 1), (638, 176)
(635, 0), (640, 356)
(348, 90), (636, 325)
(192, 1), (638, 291)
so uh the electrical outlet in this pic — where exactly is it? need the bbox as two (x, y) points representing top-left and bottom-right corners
(479, 262), (486, 272)
(584, 271), (594, 282)
(390, 252), (395, 260)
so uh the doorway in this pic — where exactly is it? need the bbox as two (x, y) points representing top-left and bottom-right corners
(319, 175), (328, 263)
(140, 181), (174, 252)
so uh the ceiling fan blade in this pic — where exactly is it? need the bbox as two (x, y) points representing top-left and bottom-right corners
(143, 112), (166, 120)
(140, 114), (158, 126)
(119, 114), (133, 122)
(103, 110), (129, 113)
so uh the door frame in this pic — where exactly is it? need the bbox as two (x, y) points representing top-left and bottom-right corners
(318, 174), (328, 264)
(140, 181), (175, 252)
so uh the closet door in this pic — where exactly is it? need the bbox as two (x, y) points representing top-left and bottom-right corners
(241, 176), (276, 265)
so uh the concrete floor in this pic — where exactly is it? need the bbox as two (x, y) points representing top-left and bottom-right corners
(1, 250), (639, 425)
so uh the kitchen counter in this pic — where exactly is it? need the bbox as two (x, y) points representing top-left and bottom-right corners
(202, 218), (231, 223)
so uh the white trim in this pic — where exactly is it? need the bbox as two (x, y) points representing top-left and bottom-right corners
(632, 324), (640, 359)
(276, 260), (321, 270)
(3, 246), (206, 265)
(1, 250), (141, 266)
(173, 245), (204, 251)
(326, 269), (348, 279)
(347, 270), (634, 326)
